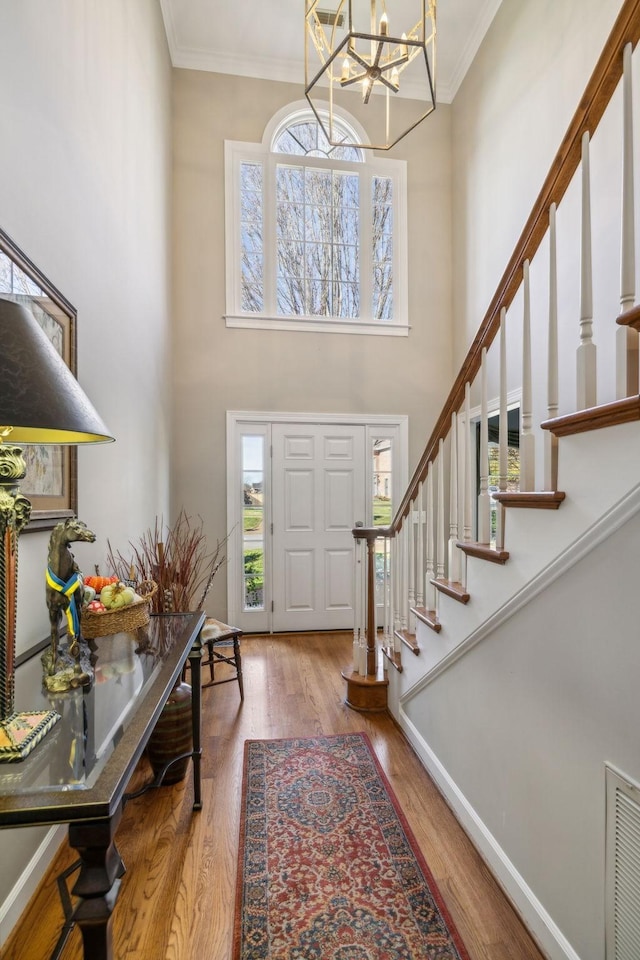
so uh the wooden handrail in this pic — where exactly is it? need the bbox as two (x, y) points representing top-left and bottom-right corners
(392, 0), (640, 532)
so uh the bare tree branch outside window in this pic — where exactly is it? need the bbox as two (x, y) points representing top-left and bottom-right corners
(239, 115), (394, 323)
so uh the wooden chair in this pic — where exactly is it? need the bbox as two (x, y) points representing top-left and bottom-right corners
(185, 617), (244, 700)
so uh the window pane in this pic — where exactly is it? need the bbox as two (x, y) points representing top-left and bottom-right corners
(240, 188), (261, 221)
(304, 204), (330, 243)
(373, 232), (393, 262)
(276, 165), (304, 202)
(332, 281), (359, 318)
(241, 281), (263, 313)
(241, 162), (263, 192)
(306, 279), (331, 316)
(240, 162), (263, 314)
(304, 169), (331, 207)
(241, 224), (262, 254)
(277, 202), (305, 242)
(277, 240), (304, 277)
(335, 173), (359, 207)
(330, 144), (363, 163)
(305, 242), (331, 280)
(333, 244), (359, 284)
(244, 548), (264, 610)
(272, 117), (364, 162)
(372, 176), (393, 321)
(277, 276), (305, 314)
(335, 205), (359, 241)
(372, 439), (393, 525)
(286, 121), (318, 154)
(242, 436), (265, 612)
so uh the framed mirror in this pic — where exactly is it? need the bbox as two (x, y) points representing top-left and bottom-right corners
(0, 226), (78, 531)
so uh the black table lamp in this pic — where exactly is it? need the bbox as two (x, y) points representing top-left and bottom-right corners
(0, 298), (114, 760)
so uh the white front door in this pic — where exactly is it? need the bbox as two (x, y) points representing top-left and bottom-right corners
(271, 423), (366, 632)
(226, 412), (408, 633)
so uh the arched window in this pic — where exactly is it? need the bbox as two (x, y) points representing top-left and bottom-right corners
(224, 103), (408, 336)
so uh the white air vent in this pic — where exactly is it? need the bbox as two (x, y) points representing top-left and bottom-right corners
(606, 765), (640, 959)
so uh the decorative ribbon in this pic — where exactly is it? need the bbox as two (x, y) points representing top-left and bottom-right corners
(46, 567), (83, 639)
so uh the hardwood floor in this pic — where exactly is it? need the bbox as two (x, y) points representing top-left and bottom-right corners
(1, 632), (547, 960)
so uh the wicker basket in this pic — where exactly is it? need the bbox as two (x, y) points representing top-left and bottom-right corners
(81, 580), (157, 639)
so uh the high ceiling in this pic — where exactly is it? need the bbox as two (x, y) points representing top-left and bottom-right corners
(159, 0), (502, 104)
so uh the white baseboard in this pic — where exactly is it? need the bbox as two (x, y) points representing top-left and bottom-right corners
(0, 824), (66, 949)
(398, 710), (582, 960)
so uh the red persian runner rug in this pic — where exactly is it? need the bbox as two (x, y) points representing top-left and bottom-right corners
(233, 732), (470, 959)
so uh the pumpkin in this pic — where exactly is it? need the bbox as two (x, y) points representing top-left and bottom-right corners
(100, 582), (136, 610)
(84, 575), (118, 593)
(87, 600), (107, 613)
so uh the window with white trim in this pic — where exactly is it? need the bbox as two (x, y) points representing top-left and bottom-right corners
(224, 103), (408, 336)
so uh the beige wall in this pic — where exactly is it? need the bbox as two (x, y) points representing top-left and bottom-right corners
(0, 0), (172, 939)
(451, 0), (625, 366)
(171, 70), (454, 617)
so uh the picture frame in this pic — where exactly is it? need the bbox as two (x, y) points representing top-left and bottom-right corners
(0, 226), (78, 532)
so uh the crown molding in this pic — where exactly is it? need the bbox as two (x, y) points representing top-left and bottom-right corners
(445, 0), (503, 102)
(161, 0), (503, 106)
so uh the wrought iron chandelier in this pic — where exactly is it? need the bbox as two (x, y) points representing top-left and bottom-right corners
(305, 0), (436, 151)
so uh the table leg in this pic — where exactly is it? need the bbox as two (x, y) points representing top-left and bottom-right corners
(188, 629), (203, 811)
(67, 809), (124, 960)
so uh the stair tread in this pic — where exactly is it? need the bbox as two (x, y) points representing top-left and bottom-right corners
(492, 491), (566, 509)
(457, 541), (509, 563)
(381, 644), (403, 672)
(411, 606), (442, 632)
(431, 579), (470, 604)
(394, 628), (420, 654)
(541, 396), (639, 436)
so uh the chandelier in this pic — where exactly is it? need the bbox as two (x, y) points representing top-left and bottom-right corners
(305, 1), (436, 151)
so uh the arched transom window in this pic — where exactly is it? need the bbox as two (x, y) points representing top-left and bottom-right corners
(225, 104), (408, 336)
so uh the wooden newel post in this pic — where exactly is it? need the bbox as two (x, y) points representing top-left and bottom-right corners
(342, 526), (389, 712)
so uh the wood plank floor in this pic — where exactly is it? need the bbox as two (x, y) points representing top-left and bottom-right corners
(1, 632), (547, 960)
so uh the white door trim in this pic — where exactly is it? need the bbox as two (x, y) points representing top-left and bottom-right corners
(226, 410), (409, 631)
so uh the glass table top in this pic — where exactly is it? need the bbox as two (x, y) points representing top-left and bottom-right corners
(0, 612), (203, 824)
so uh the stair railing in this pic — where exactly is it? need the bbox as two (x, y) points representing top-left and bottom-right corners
(349, 0), (640, 686)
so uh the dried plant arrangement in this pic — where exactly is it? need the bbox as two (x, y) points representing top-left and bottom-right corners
(106, 510), (227, 615)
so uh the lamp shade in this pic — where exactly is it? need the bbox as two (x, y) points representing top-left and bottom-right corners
(0, 298), (114, 445)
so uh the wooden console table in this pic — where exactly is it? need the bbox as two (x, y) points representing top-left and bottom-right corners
(0, 610), (205, 960)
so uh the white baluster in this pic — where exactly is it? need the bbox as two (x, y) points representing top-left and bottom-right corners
(618, 42), (640, 397)
(407, 500), (416, 632)
(545, 203), (559, 491)
(416, 481), (424, 610)
(578, 130), (597, 409)
(388, 535), (395, 643)
(360, 532), (367, 642)
(436, 439), (446, 581)
(373, 539), (378, 648)
(392, 524), (400, 638)
(397, 525), (405, 642)
(497, 307), (508, 549)
(401, 520), (409, 633)
(463, 382), (472, 544)
(383, 536), (391, 642)
(520, 260), (535, 490)
(448, 412), (460, 583)
(353, 533), (363, 667)
(478, 349), (491, 544)
(425, 465), (436, 611)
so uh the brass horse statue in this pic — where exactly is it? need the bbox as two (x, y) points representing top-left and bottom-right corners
(44, 517), (96, 691)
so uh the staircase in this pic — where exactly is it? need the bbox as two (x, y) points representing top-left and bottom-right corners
(347, 4), (640, 958)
